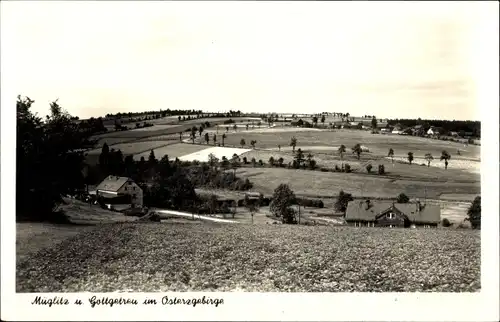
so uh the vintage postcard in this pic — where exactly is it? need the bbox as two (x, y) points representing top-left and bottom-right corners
(1, 1), (498, 321)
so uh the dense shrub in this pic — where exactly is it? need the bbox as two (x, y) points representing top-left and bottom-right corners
(295, 198), (324, 208)
(441, 218), (452, 227)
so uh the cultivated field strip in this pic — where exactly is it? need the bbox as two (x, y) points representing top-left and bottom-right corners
(16, 223), (480, 292)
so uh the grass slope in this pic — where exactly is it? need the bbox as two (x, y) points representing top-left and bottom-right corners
(17, 222), (480, 292)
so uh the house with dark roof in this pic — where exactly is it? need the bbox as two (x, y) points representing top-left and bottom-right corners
(345, 200), (440, 228)
(95, 175), (143, 207)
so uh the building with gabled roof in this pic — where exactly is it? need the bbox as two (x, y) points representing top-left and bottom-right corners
(95, 175), (143, 207)
(345, 200), (440, 228)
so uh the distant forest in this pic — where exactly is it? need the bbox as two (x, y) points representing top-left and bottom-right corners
(104, 109), (243, 119)
(387, 118), (481, 138)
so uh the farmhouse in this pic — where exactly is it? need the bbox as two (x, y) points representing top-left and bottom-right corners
(345, 200), (440, 228)
(95, 175), (143, 207)
(427, 126), (444, 136)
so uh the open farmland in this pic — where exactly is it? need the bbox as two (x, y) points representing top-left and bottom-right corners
(133, 143), (209, 160)
(236, 167), (480, 200)
(179, 146), (251, 162)
(87, 141), (174, 156)
(16, 222), (480, 292)
(221, 129), (480, 160)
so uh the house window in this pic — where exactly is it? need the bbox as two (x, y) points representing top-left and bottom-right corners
(387, 213), (395, 219)
(133, 186), (136, 191)
(389, 224), (394, 228)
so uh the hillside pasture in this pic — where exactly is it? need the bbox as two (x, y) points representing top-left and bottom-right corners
(93, 124), (186, 140)
(133, 143), (209, 161)
(235, 167), (480, 200)
(221, 129), (480, 160)
(179, 146), (252, 162)
(385, 156), (481, 175)
(86, 141), (173, 156)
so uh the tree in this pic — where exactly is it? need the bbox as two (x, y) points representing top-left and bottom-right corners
(312, 116), (318, 127)
(226, 126), (229, 133)
(17, 96), (95, 220)
(306, 153), (316, 169)
(366, 164), (373, 173)
(270, 184), (296, 224)
(98, 143), (110, 174)
(213, 134), (217, 146)
(334, 190), (353, 214)
(148, 150), (157, 165)
(268, 156), (275, 167)
(204, 132), (210, 144)
(208, 153), (219, 170)
(378, 164), (385, 175)
(244, 194), (261, 224)
(233, 124), (237, 132)
(388, 148), (394, 163)
(338, 144), (346, 161)
(278, 144), (281, 151)
(240, 138), (246, 148)
(424, 153), (434, 167)
(250, 140), (257, 149)
(230, 154), (240, 177)
(246, 124), (249, 130)
(440, 150), (451, 169)
(179, 131), (183, 141)
(294, 148), (305, 168)
(218, 133), (225, 146)
(352, 143), (362, 160)
(407, 152), (414, 165)
(321, 115), (325, 127)
(251, 157), (257, 167)
(221, 156), (229, 171)
(278, 157), (284, 167)
(466, 196), (481, 229)
(290, 136), (297, 152)
(396, 193), (410, 203)
(371, 116), (377, 129)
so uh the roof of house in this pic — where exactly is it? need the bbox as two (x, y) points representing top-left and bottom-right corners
(96, 175), (133, 192)
(345, 201), (440, 224)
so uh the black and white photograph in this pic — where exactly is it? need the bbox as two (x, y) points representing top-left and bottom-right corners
(1, 0), (498, 321)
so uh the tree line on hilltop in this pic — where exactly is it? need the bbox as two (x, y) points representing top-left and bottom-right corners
(387, 118), (481, 138)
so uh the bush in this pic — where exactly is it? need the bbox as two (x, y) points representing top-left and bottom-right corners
(378, 164), (385, 175)
(320, 167), (329, 172)
(242, 157), (248, 164)
(295, 198), (324, 208)
(335, 164), (341, 172)
(396, 193), (410, 203)
(366, 164), (373, 173)
(261, 197), (272, 206)
(258, 159), (264, 166)
(344, 163), (351, 173)
(441, 218), (452, 227)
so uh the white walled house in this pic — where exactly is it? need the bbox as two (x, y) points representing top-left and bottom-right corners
(95, 175), (143, 207)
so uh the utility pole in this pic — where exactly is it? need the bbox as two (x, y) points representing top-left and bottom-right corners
(298, 202), (301, 225)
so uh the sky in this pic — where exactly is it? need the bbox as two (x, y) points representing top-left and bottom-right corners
(1, 1), (494, 121)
